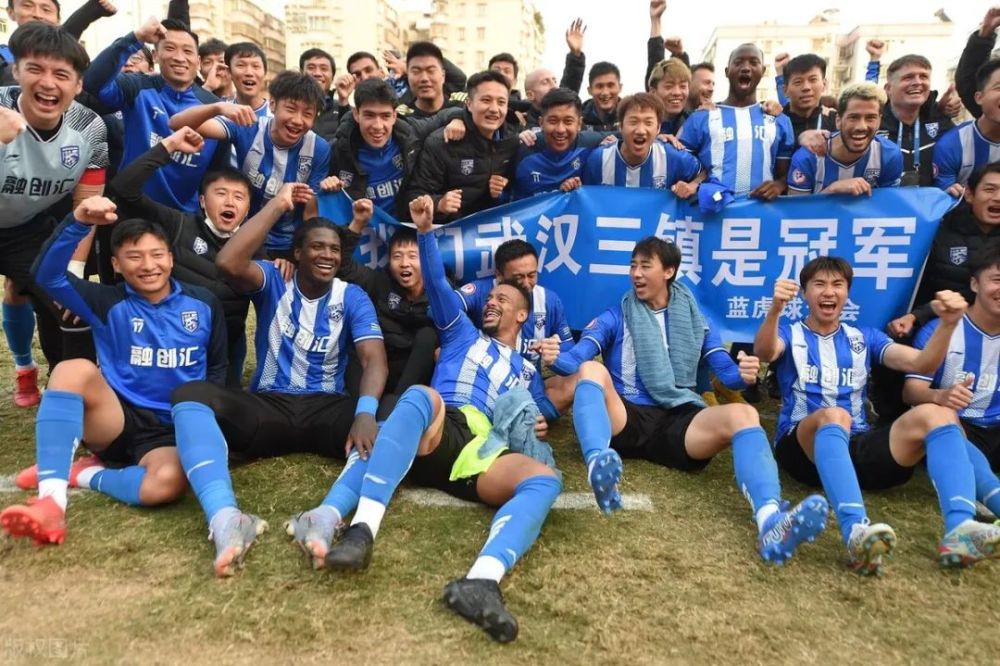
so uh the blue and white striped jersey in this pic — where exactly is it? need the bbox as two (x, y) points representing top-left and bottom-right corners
(773, 321), (894, 440)
(788, 135), (903, 193)
(582, 141), (701, 189)
(219, 116), (331, 251)
(909, 315), (1000, 428)
(679, 104), (795, 197)
(932, 120), (1000, 189)
(249, 261), (383, 394)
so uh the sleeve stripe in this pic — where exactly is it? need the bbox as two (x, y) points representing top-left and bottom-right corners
(353, 334), (384, 342)
(581, 334), (603, 353)
(878, 342), (895, 365)
(904, 374), (933, 382)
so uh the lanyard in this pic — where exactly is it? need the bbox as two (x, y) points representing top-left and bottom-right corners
(898, 117), (921, 169)
(816, 112), (823, 130)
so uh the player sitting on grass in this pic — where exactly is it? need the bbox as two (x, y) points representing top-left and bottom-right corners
(1, 196), (227, 545)
(169, 183), (388, 577)
(755, 256), (1000, 574)
(294, 195), (560, 644)
(538, 236), (828, 565)
(904, 245), (1000, 516)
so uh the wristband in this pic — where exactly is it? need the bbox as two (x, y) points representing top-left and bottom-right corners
(355, 395), (378, 416)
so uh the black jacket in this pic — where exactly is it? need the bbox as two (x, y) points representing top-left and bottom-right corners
(879, 90), (955, 187)
(337, 225), (436, 355)
(313, 93), (351, 142)
(107, 143), (255, 352)
(956, 29), (995, 119)
(581, 99), (619, 132)
(644, 37), (690, 89)
(910, 203), (1000, 325)
(329, 116), (421, 219)
(404, 110), (519, 224)
(783, 103), (838, 144)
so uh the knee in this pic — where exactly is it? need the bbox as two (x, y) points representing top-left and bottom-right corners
(140, 460), (187, 506)
(48, 359), (100, 391)
(579, 360), (609, 383)
(170, 380), (219, 407)
(906, 403), (960, 430)
(725, 403), (761, 429)
(815, 407), (852, 430)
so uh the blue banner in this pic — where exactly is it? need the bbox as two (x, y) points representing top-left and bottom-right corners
(318, 187), (953, 340)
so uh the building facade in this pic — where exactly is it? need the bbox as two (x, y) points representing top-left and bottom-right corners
(285, 0), (403, 73)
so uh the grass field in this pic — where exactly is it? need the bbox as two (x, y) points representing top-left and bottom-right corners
(2, 337), (1000, 665)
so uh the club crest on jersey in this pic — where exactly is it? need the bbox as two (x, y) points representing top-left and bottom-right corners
(585, 318), (598, 330)
(181, 311), (199, 333)
(571, 157), (582, 171)
(193, 237), (208, 255)
(460, 283), (477, 294)
(950, 246), (968, 265)
(460, 159), (474, 176)
(534, 312), (546, 327)
(653, 175), (666, 188)
(863, 168), (880, 184)
(392, 153), (404, 170)
(60, 146), (80, 169)
(387, 292), (402, 310)
(297, 156), (313, 179)
(328, 303), (344, 323)
(925, 122), (939, 139)
(338, 171), (354, 187)
(848, 336), (865, 354)
(791, 169), (806, 185)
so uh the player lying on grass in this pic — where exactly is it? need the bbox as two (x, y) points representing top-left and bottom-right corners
(537, 236), (828, 565)
(169, 183), (388, 577)
(755, 256), (1000, 574)
(2, 196), (226, 544)
(287, 195), (560, 643)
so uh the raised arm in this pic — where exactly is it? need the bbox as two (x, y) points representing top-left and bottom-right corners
(82, 19), (165, 108)
(62, 0), (117, 40)
(883, 291), (967, 374)
(168, 102), (254, 139)
(754, 278), (797, 362)
(411, 195), (465, 328)
(560, 18), (586, 93)
(956, 9), (1000, 118)
(335, 199), (382, 294)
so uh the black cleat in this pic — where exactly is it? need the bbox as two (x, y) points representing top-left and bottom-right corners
(443, 577), (519, 643)
(323, 523), (374, 571)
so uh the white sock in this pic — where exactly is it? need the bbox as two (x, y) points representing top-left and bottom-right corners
(351, 497), (386, 539)
(74, 463), (105, 490)
(466, 556), (507, 583)
(755, 502), (780, 533)
(14, 361), (37, 372)
(38, 479), (68, 511)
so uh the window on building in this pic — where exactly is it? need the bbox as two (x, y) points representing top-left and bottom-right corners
(458, 27), (465, 40)
(477, 3), (486, 17)
(477, 27), (485, 40)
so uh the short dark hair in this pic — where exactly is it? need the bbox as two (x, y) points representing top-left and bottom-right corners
(497, 278), (532, 311)
(799, 256), (854, 289)
(406, 41), (444, 67)
(495, 239), (537, 272)
(110, 219), (170, 254)
(728, 43), (763, 64)
(347, 51), (378, 72)
(268, 70), (325, 113)
(887, 54), (932, 78)
(970, 244), (1000, 279)
(198, 38), (227, 59)
(136, 46), (155, 68)
(200, 168), (252, 195)
(968, 161), (1000, 191)
(7, 0), (60, 14)
(9, 22), (89, 74)
(975, 58), (1000, 93)
(467, 69), (510, 95)
(292, 217), (342, 250)
(784, 53), (827, 80)
(632, 236), (681, 286)
(299, 47), (335, 74)
(489, 52), (519, 78)
(588, 61), (621, 85)
(353, 77), (398, 110)
(161, 18), (199, 47)
(540, 88), (582, 115)
(388, 226), (418, 252)
(618, 92), (665, 124)
(691, 62), (715, 75)
(225, 41), (266, 71)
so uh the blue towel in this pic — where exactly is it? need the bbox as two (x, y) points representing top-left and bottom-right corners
(478, 388), (559, 473)
(697, 177), (735, 213)
(622, 282), (707, 408)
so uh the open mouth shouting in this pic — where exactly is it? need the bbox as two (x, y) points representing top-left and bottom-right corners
(816, 298), (839, 317)
(33, 91), (60, 113)
(482, 304), (502, 327)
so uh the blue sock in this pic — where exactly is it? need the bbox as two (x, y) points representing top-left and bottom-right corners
(925, 424), (976, 533)
(358, 386), (433, 506)
(965, 441), (1000, 516)
(475, 474), (562, 575)
(172, 401), (237, 523)
(3, 301), (35, 368)
(89, 467), (146, 506)
(322, 450), (367, 519)
(814, 424), (867, 543)
(36, 390), (83, 487)
(573, 379), (610, 467)
(732, 427), (781, 513)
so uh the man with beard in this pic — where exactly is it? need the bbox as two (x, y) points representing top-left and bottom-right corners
(788, 82), (902, 195)
(680, 43), (794, 200)
(405, 70), (518, 223)
(225, 42), (268, 118)
(756, 257), (1000, 573)
(169, 71), (329, 257)
(302, 195), (560, 644)
(169, 183), (388, 577)
(83, 16), (221, 213)
(933, 59), (1000, 194)
(688, 63), (714, 112)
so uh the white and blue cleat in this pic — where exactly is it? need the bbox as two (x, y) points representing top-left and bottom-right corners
(938, 519), (1000, 568)
(588, 449), (624, 514)
(758, 495), (829, 565)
